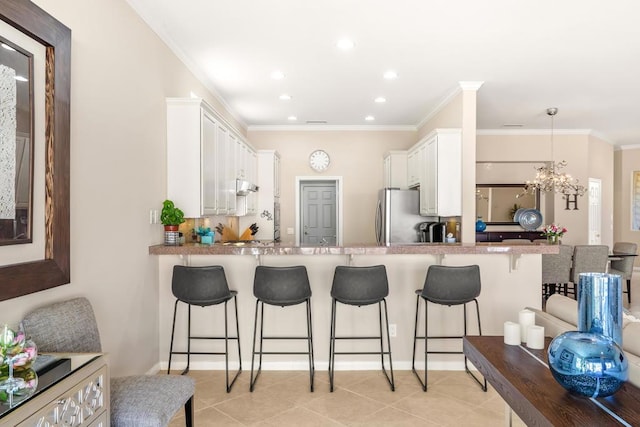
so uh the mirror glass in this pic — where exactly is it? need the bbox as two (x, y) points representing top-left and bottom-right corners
(0, 35), (32, 245)
(476, 184), (539, 225)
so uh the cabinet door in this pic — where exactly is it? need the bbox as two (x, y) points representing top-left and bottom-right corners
(422, 138), (438, 215)
(407, 149), (419, 187)
(225, 133), (237, 215)
(202, 112), (217, 215)
(215, 124), (228, 214)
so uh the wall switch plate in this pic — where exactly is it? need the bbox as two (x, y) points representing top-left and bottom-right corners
(388, 324), (397, 337)
(150, 209), (159, 224)
(287, 227), (294, 235)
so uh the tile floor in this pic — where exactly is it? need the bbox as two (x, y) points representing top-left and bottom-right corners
(169, 369), (527, 426)
(168, 277), (640, 426)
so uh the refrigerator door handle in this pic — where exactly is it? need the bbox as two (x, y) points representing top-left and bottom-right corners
(375, 199), (382, 244)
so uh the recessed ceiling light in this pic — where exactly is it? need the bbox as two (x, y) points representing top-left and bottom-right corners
(271, 70), (285, 80)
(365, 115), (375, 121)
(383, 70), (398, 80)
(1, 43), (16, 51)
(336, 38), (355, 50)
(287, 115), (297, 121)
(374, 97), (386, 103)
(279, 94), (292, 101)
(14, 76), (28, 82)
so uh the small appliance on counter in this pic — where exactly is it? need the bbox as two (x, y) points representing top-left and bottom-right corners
(418, 221), (446, 243)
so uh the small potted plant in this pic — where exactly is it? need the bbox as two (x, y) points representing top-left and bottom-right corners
(160, 199), (185, 245)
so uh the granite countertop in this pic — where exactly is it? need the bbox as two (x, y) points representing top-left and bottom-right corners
(149, 242), (559, 256)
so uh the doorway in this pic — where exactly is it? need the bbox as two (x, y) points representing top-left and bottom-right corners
(588, 178), (602, 244)
(296, 177), (343, 245)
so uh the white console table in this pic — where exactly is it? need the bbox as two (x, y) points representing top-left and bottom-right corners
(0, 353), (109, 426)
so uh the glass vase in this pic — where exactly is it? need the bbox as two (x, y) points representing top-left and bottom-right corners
(546, 235), (559, 245)
(547, 273), (628, 397)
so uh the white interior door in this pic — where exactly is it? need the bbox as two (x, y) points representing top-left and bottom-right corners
(588, 178), (602, 244)
(301, 181), (336, 245)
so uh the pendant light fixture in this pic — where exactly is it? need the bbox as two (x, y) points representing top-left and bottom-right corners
(520, 108), (586, 209)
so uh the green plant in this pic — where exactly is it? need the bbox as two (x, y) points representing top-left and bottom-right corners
(160, 199), (185, 226)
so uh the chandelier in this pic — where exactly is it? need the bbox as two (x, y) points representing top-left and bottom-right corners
(520, 108), (586, 207)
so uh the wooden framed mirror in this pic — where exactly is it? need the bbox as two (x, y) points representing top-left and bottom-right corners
(476, 184), (539, 226)
(0, 1), (70, 301)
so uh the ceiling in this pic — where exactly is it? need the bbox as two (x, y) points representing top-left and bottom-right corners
(126, 0), (640, 146)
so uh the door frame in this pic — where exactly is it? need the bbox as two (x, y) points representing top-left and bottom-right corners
(295, 176), (343, 246)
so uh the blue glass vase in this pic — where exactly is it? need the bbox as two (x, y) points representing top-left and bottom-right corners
(475, 218), (486, 232)
(548, 273), (628, 397)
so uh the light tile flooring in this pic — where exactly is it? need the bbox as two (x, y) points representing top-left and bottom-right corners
(168, 277), (640, 426)
(169, 369), (527, 426)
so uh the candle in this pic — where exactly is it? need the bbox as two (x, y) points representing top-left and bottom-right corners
(503, 321), (521, 345)
(526, 325), (545, 349)
(519, 309), (536, 342)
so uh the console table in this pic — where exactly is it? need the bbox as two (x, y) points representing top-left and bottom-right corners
(1, 353), (109, 426)
(476, 231), (543, 242)
(464, 336), (640, 426)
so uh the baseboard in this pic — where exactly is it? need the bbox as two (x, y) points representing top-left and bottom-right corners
(159, 359), (470, 371)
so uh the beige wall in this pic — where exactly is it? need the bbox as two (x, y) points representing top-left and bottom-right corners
(477, 133), (614, 246)
(416, 92), (463, 139)
(614, 147), (640, 266)
(0, 0), (244, 377)
(247, 130), (417, 244)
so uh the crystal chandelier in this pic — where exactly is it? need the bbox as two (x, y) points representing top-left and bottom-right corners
(520, 108), (587, 202)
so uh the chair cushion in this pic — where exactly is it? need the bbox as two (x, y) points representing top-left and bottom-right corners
(110, 375), (195, 427)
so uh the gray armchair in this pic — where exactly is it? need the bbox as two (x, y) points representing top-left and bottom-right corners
(609, 242), (637, 304)
(21, 297), (195, 427)
(571, 245), (610, 294)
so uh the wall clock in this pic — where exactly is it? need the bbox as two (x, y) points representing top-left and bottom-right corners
(309, 149), (330, 172)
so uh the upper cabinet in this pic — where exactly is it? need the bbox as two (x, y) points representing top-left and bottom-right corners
(167, 98), (256, 217)
(383, 151), (408, 189)
(406, 129), (462, 217)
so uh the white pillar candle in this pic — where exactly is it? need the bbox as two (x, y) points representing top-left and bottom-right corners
(503, 321), (521, 345)
(519, 309), (536, 342)
(526, 325), (545, 349)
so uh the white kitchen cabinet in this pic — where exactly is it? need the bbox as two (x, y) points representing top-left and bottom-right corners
(167, 98), (255, 217)
(383, 151), (408, 189)
(407, 148), (420, 188)
(415, 129), (462, 217)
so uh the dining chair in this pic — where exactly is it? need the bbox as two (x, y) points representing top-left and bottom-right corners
(570, 245), (610, 298)
(541, 245), (573, 302)
(608, 242), (637, 304)
(21, 297), (195, 427)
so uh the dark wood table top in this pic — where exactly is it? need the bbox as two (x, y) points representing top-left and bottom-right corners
(463, 336), (640, 427)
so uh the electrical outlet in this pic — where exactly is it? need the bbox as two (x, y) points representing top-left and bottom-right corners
(388, 323), (397, 338)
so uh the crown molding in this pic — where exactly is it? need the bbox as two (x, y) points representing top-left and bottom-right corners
(477, 129), (593, 136)
(459, 81), (485, 91)
(247, 125), (417, 132)
(617, 144), (640, 151)
(416, 86), (462, 130)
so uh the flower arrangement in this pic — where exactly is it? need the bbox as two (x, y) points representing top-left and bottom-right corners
(541, 224), (567, 238)
(541, 224), (567, 244)
(0, 325), (37, 374)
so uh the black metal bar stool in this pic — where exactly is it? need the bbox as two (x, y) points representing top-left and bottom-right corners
(412, 264), (487, 392)
(329, 265), (395, 392)
(250, 265), (315, 392)
(168, 265), (242, 392)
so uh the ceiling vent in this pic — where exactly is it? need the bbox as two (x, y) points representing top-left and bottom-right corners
(306, 120), (327, 124)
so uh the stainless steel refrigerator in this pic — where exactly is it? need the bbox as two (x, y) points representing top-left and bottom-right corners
(375, 188), (425, 244)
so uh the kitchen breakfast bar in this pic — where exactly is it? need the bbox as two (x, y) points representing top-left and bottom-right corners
(150, 242), (558, 372)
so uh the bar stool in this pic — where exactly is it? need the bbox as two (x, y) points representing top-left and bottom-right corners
(412, 264), (487, 391)
(250, 265), (315, 392)
(168, 265), (242, 392)
(329, 265), (395, 392)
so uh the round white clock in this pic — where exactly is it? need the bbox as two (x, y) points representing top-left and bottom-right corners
(309, 149), (330, 172)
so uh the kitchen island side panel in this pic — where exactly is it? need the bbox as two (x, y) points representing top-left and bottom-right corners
(157, 253), (540, 371)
